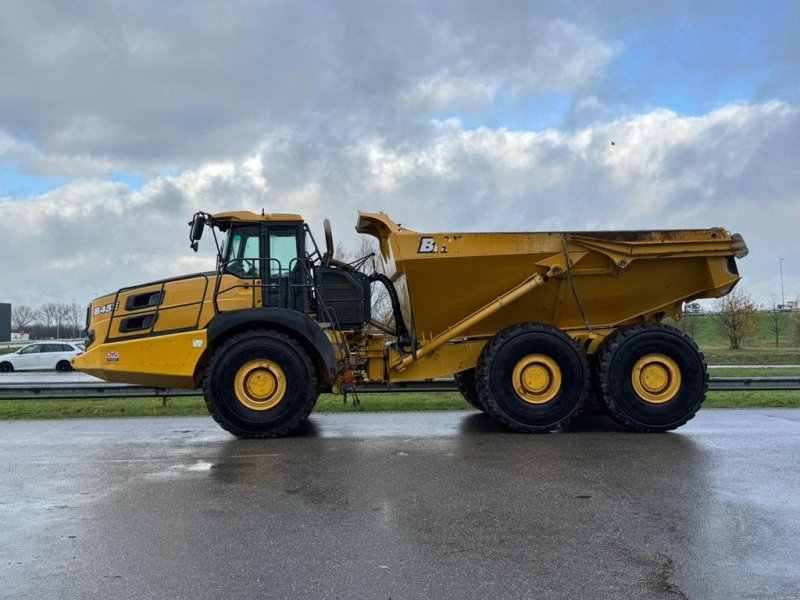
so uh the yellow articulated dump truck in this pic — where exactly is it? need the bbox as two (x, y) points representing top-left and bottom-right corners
(73, 210), (748, 437)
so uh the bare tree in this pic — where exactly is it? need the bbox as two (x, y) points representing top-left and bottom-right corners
(66, 300), (84, 338)
(37, 302), (71, 338)
(334, 241), (349, 262)
(37, 303), (59, 329)
(793, 298), (800, 345)
(713, 288), (760, 350)
(11, 305), (36, 331)
(53, 301), (70, 339)
(334, 237), (394, 325)
(353, 237), (392, 323)
(768, 294), (786, 347)
(681, 307), (699, 340)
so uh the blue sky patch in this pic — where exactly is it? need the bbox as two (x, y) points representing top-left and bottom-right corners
(435, 90), (573, 132)
(104, 171), (148, 192)
(604, 2), (793, 117)
(0, 163), (69, 198)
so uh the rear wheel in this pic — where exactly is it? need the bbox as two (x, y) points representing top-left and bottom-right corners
(453, 369), (484, 411)
(476, 323), (589, 432)
(596, 324), (708, 432)
(56, 360), (73, 372)
(203, 329), (319, 438)
(0, 361), (13, 373)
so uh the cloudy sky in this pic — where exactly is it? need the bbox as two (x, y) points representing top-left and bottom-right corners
(1, 0), (798, 308)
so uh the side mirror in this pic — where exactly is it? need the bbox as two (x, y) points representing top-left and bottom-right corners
(189, 213), (206, 252)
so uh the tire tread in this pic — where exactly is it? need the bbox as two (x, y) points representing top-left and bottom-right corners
(203, 329), (318, 439)
(596, 323), (708, 432)
(453, 369), (485, 411)
(476, 322), (589, 432)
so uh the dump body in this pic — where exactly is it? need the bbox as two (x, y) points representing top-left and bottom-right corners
(357, 212), (745, 345)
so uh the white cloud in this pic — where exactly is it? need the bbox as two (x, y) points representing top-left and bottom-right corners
(0, 1), (615, 176)
(402, 19), (615, 113)
(1, 101), (797, 306)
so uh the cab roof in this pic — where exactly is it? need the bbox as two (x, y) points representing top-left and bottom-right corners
(211, 211), (303, 223)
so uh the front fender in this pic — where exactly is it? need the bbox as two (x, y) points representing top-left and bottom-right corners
(205, 308), (339, 383)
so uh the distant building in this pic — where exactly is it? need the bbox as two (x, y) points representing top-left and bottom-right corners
(0, 303), (10, 342)
(684, 302), (703, 315)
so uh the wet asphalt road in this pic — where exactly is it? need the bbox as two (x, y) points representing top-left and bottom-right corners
(0, 372), (103, 383)
(1, 410), (799, 600)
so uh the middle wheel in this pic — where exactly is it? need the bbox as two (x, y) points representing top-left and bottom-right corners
(476, 323), (589, 432)
(453, 368), (485, 411)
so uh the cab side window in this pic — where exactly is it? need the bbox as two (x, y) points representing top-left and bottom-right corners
(225, 225), (261, 278)
(269, 229), (300, 277)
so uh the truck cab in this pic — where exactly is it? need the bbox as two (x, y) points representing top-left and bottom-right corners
(213, 212), (312, 312)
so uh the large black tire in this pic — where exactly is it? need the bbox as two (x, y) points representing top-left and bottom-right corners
(596, 324), (708, 432)
(203, 329), (319, 438)
(581, 353), (607, 415)
(0, 361), (13, 373)
(56, 360), (73, 372)
(476, 323), (589, 432)
(453, 369), (485, 411)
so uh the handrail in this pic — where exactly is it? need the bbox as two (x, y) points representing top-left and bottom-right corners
(213, 257), (316, 312)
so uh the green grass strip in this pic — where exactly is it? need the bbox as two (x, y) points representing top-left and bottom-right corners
(1, 391), (799, 420)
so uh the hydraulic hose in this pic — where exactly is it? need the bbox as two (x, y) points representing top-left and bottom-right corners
(368, 272), (409, 340)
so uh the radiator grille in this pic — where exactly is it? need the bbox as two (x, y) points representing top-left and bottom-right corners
(315, 268), (371, 329)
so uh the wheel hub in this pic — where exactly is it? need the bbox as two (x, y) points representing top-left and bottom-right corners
(631, 354), (681, 404)
(234, 359), (286, 410)
(512, 354), (562, 404)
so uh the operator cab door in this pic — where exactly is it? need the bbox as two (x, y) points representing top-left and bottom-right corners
(265, 224), (309, 312)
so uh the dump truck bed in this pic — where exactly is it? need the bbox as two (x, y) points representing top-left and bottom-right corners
(356, 212), (746, 341)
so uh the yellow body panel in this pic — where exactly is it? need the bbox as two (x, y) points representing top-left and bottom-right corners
(212, 211), (303, 223)
(74, 329), (208, 388)
(74, 271), (262, 388)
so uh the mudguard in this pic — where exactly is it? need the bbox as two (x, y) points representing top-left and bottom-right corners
(206, 308), (339, 383)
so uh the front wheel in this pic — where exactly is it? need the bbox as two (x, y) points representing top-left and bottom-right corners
(203, 329), (319, 438)
(596, 324), (708, 432)
(0, 362), (13, 373)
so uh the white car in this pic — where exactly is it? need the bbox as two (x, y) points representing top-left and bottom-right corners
(0, 342), (85, 373)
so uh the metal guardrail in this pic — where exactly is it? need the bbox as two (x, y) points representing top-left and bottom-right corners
(1, 377), (799, 400)
(708, 377), (800, 391)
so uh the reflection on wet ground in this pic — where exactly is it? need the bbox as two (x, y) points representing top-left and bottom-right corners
(1, 410), (799, 599)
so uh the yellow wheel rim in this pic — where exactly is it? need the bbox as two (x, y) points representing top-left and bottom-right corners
(512, 354), (562, 405)
(631, 353), (681, 404)
(233, 359), (286, 411)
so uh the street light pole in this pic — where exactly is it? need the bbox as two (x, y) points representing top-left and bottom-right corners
(780, 258), (785, 307)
